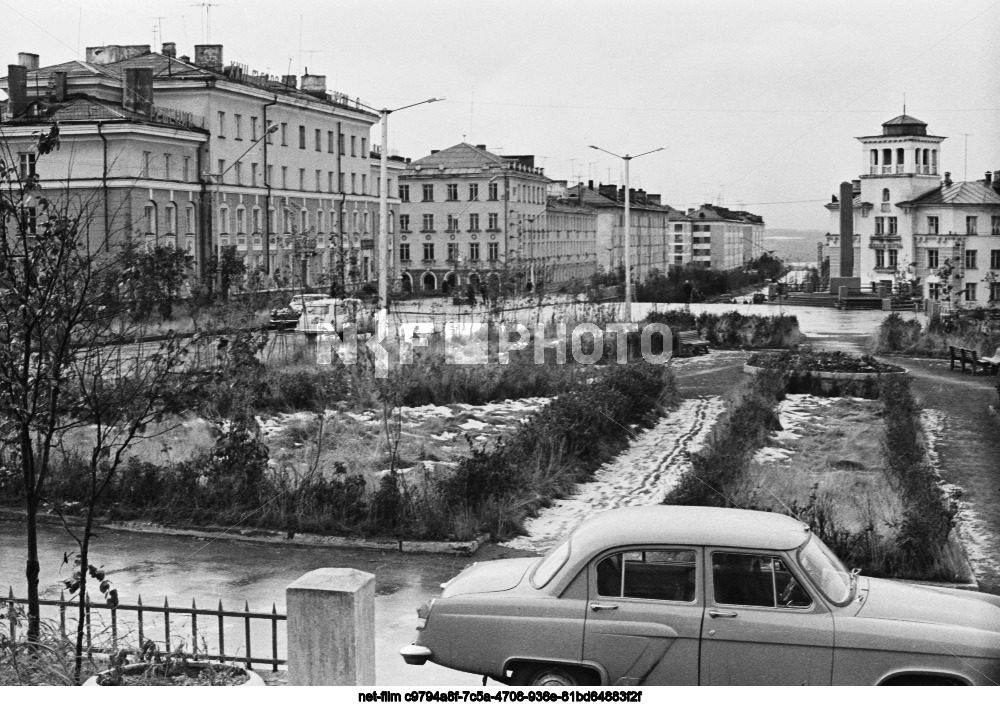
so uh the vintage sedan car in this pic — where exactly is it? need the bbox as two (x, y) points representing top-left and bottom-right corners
(269, 293), (328, 326)
(400, 506), (1000, 686)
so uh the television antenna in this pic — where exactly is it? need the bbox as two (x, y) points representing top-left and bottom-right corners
(190, 2), (221, 43)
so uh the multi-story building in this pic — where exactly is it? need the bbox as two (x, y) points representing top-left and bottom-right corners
(825, 114), (1000, 306)
(1, 43), (401, 290)
(397, 143), (550, 292)
(676, 204), (766, 271)
(529, 199), (598, 286)
(564, 182), (683, 279)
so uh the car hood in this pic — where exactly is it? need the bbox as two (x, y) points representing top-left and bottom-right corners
(440, 557), (538, 598)
(858, 577), (1000, 630)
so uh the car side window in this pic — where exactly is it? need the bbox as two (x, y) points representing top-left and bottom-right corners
(596, 549), (696, 602)
(712, 552), (812, 609)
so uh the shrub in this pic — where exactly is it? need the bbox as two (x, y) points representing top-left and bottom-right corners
(642, 311), (802, 349)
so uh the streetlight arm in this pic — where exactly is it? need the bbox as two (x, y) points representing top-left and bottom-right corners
(383, 97), (444, 116)
(589, 145), (623, 160)
(631, 147), (666, 160)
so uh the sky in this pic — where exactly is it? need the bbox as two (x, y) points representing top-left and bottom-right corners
(1, 0), (998, 230)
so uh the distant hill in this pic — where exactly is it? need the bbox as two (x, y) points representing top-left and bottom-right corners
(765, 229), (826, 265)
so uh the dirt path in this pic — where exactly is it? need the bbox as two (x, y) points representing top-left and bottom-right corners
(886, 357), (1000, 594)
(501, 396), (725, 553)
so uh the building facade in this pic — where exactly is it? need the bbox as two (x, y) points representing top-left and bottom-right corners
(1, 43), (400, 291)
(825, 114), (1000, 306)
(397, 143), (550, 292)
(676, 204), (766, 271)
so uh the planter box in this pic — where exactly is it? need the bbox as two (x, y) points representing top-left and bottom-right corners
(84, 662), (265, 686)
(743, 363), (907, 380)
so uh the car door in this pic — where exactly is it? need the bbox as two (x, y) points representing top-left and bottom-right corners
(582, 546), (703, 685)
(700, 549), (833, 685)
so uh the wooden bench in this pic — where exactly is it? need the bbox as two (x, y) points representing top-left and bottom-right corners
(949, 346), (997, 375)
(678, 330), (710, 356)
(980, 347), (1000, 375)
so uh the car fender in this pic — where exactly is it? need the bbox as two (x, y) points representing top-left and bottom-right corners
(876, 668), (971, 686)
(501, 657), (609, 686)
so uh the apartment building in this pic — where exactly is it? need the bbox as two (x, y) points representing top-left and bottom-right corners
(397, 143), (550, 292)
(824, 114), (1000, 305)
(0, 43), (401, 289)
(677, 204), (766, 271)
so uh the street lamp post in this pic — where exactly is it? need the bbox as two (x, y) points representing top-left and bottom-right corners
(588, 145), (664, 318)
(378, 97), (443, 314)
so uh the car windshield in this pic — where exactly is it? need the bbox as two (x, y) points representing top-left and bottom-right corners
(796, 535), (853, 605)
(531, 538), (570, 589)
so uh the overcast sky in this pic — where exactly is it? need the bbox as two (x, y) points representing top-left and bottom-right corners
(2, 0), (998, 230)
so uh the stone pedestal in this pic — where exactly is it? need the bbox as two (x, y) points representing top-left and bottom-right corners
(286, 568), (376, 686)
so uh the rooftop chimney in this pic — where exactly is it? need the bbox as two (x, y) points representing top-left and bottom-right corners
(194, 44), (223, 72)
(588, 180), (594, 190)
(430, 149), (439, 155)
(943, 172), (952, 187)
(281, 74), (297, 89)
(598, 184), (617, 200)
(122, 67), (154, 116)
(162, 42), (177, 58)
(6, 64), (28, 118)
(985, 172), (993, 189)
(646, 194), (661, 206)
(475, 144), (487, 150)
(18, 52), (39, 70)
(301, 73), (326, 96)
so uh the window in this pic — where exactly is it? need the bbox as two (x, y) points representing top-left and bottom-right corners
(927, 249), (939, 269)
(422, 214), (434, 231)
(218, 111), (226, 137)
(875, 248), (886, 268)
(882, 188), (890, 202)
(266, 165), (274, 185)
(22, 206), (37, 234)
(399, 243), (410, 261)
(248, 163), (256, 187)
(488, 242), (499, 260)
(596, 549), (697, 602)
(361, 138), (367, 156)
(301, 210), (309, 233)
(399, 184), (410, 202)
(967, 216), (978, 234)
(488, 213), (499, 230)
(234, 114), (242, 140)
(927, 216), (939, 235)
(339, 172), (345, 192)
(888, 249), (898, 268)
(874, 217), (884, 235)
(965, 249), (977, 270)
(252, 206), (262, 233)
(993, 216), (1000, 235)
(339, 133), (345, 155)
(315, 128), (322, 151)
(298, 125), (306, 149)
(234, 161), (242, 185)
(280, 123), (288, 146)
(251, 116), (259, 140)
(183, 156), (191, 182)
(488, 181), (499, 200)
(361, 175), (367, 194)
(674, 224), (683, 232)
(351, 135), (357, 156)
(299, 168), (306, 191)
(281, 166), (287, 189)
(469, 242), (480, 261)
(217, 204), (228, 234)
(712, 552), (810, 608)
(399, 214), (410, 231)
(351, 173), (357, 194)
(317, 210), (325, 233)
(422, 184), (434, 202)
(469, 213), (480, 230)
(447, 215), (459, 231)
(141, 152), (152, 179)
(328, 172), (334, 193)
(991, 250), (1000, 269)
(163, 203), (177, 235)
(928, 282), (941, 300)
(265, 120), (274, 144)
(236, 206), (246, 234)
(887, 217), (897, 235)
(423, 242), (435, 261)
(216, 159), (225, 183)
(965, 283), (977, 301)
(447, 184), (459, 201)
(469, 183), (479, 201)
(992, 282), (1000, 302)
(164, 153), (172, 180)
(19, 152), (36, 178)
(186, 204), (196, 234)
(327, 130), (334, 153)
(447, 242), (459, 261)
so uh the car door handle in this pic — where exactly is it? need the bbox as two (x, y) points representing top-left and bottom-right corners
(589, 603), (619, 611)
(708, 610), (738, 619)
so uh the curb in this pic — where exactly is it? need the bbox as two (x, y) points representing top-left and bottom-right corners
(0, 510), (489, 556)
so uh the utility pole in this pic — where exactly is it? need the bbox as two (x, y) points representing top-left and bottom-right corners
(963, 133), (972, 182)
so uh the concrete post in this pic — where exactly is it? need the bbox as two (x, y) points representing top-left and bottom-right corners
(286, 568), (376, 686)
(839, 182), (854, 278)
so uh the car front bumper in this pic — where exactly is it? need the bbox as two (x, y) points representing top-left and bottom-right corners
(400, 644), (433, 666)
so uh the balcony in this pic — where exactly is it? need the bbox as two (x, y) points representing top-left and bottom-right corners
(421, 258), (436, 265)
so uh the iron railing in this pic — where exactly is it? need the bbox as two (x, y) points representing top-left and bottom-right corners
(5, 589), (286, 671)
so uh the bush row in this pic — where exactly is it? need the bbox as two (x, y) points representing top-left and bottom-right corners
(643, 311), (802, 350)
(871, 311), (1000, 357)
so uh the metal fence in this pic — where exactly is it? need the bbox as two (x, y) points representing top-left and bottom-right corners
(5, 588), (286, 671)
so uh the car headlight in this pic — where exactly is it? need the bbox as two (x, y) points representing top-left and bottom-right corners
(416, 598), (435, 630)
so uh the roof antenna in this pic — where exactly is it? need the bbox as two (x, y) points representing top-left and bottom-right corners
(903, 92), (906, 115)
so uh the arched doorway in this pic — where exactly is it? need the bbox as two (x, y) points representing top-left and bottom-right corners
(422, 271), (437, 291)
(401, 272), (413, 292)
(443, 272), (459, 294)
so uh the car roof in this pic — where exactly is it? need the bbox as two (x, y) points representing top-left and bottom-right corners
(570, 506), (810, 553)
